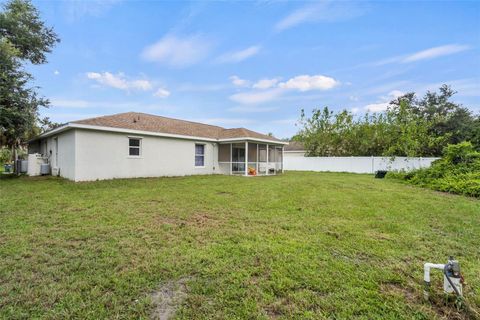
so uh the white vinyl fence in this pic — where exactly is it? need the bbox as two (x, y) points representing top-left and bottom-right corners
(284, 156), (439, 174)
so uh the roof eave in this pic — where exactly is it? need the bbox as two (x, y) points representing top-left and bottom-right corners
(218, 137), (288, 145)
(28, 123), (288, 145)
(28, 123), (72, 142)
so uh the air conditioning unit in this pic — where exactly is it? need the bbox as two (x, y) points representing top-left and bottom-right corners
(16, 160), (28, 173)
(40, 163), (51, 175)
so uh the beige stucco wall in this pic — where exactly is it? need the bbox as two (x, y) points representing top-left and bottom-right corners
(73, 129), (219, 181)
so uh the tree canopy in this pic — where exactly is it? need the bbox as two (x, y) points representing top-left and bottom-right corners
(295, 85), (480, 157)
(0, 0), (59, 152)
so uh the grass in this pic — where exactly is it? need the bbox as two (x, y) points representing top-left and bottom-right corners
(0, 172), (479, 319)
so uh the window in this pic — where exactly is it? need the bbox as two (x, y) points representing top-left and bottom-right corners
(129, 138), (141, 156)
(195, 144), (205, 167)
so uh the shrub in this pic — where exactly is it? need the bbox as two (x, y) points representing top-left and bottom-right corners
(387, 142), (480, 197)
(0, 148), (12, 165)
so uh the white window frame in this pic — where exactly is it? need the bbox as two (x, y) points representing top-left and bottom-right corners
(194, 143), (205, 168)
(128, 137), (142, 158)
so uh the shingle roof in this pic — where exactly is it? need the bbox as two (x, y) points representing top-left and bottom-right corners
(284, 141), (305, 151)
(72, 112), (282, 142)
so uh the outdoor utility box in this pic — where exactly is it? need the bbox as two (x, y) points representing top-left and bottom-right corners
(16, 160), (28, 173)
(40, 163), (51, 175)
(27, 154), (47, 176)
(375, 170), (388, 178)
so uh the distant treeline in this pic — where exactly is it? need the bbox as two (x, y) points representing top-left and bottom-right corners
(294, 85), (480, 157)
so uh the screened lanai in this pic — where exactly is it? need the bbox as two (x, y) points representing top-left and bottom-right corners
(218, 141), (284, 176)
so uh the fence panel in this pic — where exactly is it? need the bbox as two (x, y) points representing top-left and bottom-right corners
(284, 156), (439, 174)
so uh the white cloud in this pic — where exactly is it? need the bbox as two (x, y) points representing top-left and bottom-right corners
(53, 70), (60, 76)
(253, 78), (280, 90)
(364, 102), (390, 112)
(153, 88), (170, 98)
(141, 34), (212, 67)
(230, 75), (250, 87)
(230, 88), (283, 104)
(374, 44), (470, 66)
(130, 80), (153, 91)
(86, 72), (154, 92)
(387, 90), (405, 99)
(364, 90), (404, 112)
(275, 1), (365, 31)
(351, 107), (360, 114)
(402, 44), (470, 63)
(278, 75), (339, 91)
(229, 74), (340, 104)
(216, 45), (261, 63)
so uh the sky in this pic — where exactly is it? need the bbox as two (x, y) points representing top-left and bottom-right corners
(22, 0), (480, 138)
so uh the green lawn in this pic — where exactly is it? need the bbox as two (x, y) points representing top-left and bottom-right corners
(0, 172), (479, 319)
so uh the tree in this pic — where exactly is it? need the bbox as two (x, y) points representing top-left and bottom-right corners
(0, 0), (59, 163)
(390, 85), (479, 154)
(383, 98), (445, 157)
(295, 85), (479, 157)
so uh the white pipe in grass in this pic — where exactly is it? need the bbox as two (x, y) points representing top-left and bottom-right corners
(424, 263), (445, 283)
(423, 262), (445, 300)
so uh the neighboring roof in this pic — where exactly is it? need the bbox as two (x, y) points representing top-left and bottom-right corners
(284, 141), (305, 151)
(35, 112), (286, 144)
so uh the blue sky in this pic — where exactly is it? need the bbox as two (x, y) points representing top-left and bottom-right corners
(25, 0), (480, 138)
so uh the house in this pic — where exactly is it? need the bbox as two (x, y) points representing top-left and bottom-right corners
(284, 141), (306, 157)
(28, 112), (287, 181)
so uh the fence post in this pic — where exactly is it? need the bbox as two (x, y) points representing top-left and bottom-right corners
(371, 156), (374, 174)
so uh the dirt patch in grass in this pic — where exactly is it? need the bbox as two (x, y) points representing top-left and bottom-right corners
(150, 277), (190, 320)
(380, 282), (417, 304)
(216, 191), (233, 196)
(154, 212), (222, 229)
(186, 212), (221, 228)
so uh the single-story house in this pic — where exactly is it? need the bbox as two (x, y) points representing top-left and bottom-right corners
(284, 141), (306, 157)
(28, 112), (288, 181)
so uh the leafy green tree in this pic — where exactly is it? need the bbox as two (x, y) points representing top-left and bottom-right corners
(0, 0), (59, 163)
(295, 85), (479, 157)
(390, 85), (479, 154)
(384, 98), (447, 156)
